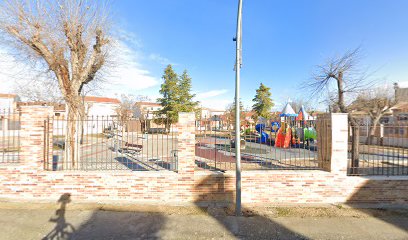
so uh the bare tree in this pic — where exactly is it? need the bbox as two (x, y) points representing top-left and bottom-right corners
(306, 48), (373, 173)
(290, 98), (311, 113)
(14, 78), (63, 103)
(349, 86), (395, 144)
(0, 0), (111, 166)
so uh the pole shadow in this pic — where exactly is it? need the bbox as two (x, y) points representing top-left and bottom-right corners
(194, 175), (309, 239)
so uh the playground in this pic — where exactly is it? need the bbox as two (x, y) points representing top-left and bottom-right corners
(195, 102), (319, 171)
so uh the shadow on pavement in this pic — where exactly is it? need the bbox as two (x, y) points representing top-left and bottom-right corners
(42, 193), (76, 240)
(194, 175), (309, 240)
(346, 179), (408, 233)
(42, 193), (167, 240)
(115, 156), (149, 171)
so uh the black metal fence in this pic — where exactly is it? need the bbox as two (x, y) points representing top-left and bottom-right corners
(195, 117), (321, 171)
(348, 124), (408, 176)
(0, 109), (20, 163)
(48, 116), (178, 171)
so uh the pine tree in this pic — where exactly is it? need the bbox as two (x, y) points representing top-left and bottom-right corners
(157, 65), (198, 130)
(178, 70), (198, 112)
(252, 83), (274, 122)
(157, 65), (179, 129)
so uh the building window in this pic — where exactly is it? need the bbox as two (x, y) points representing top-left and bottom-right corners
(397, 114), (408, 121)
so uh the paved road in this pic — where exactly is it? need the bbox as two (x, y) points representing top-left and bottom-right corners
(52, 134), (178, 171)
(0, 203), (407, 240)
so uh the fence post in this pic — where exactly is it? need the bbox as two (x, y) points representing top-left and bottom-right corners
(176, 112), (196, 200)
(317, 113), (348, 173)
(20, 106), (54, 170)
(177, 112), (196, 174)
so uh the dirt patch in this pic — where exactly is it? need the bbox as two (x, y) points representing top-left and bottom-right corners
(0, 200), (407, 219)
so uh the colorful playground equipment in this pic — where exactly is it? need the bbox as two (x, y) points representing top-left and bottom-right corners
(275, 102), (298, 148)
(273, 102), (317, 148)
(255, 123), (269, 143)
(296, 105), (317, 142)
(245, 101), (317, 148)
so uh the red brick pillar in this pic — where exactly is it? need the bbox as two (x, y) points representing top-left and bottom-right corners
(176, 112), (196, 199)
(20, 106), (54, 171)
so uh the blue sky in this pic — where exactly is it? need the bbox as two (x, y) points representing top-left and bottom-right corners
(107, 0), (408, 110)
(1, 0), (407, 110)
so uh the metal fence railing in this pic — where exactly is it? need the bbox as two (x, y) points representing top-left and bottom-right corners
(195, 117), (321, 171)
(48, 116), (178, 171)
(0, 109), (20, 163)
(348, 124), (408, 176)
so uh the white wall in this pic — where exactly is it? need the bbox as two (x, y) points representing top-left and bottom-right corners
(86, 102), (119, 116)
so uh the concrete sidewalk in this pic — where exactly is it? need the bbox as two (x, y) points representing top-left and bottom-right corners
(0, 204), (407, 240)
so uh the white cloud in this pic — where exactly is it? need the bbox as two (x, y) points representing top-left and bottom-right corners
(114, 29), (143, 48)
(199, 98), (231, 110)
(148, 53), (175, 66)
(0, 39), (160, 98)
(100, 41), (160, 95)
(195, 89), (228, 99)
(194, 89), (230, 110)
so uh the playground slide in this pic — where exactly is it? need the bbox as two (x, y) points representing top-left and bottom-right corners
(275, 127), (292, 148)
(255, 124), (269, 143)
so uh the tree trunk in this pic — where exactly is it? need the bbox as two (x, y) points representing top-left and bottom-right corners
(64, 96), (85, 169)
(351, 125), (360, 174)
(366, 116), (381, 145)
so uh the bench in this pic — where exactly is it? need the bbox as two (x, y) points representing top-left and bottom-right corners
(119, 142), (143, 155)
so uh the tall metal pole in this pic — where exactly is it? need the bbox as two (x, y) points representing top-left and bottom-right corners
(234, 0), (243, 216)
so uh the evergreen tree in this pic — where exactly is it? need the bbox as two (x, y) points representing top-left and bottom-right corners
(157, 65), (179, 128)
(178, 70), (198, 111)
(252, 83), (274, 122)
(157, 65), (198, 130)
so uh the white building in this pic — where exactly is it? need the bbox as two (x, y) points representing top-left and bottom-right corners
(134, 102), (163, 120)
(84, 96), (121, 117)
(200, 107), (225, 119)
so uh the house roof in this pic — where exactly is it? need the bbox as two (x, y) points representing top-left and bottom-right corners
(84, 96), (120, 104)
(0, 93), (17, 99)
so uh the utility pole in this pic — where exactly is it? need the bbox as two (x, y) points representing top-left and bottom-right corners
(233, 0), (243, 216)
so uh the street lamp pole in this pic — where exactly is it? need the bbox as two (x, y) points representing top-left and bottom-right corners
(234, 0), (243, 216)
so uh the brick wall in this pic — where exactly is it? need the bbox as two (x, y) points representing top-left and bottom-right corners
(0, 106), (407, 206)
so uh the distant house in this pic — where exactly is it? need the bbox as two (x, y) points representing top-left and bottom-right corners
(134, 102), (163, 120)
(84, 96), (121, 117)
(196, 108), (226, 131)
